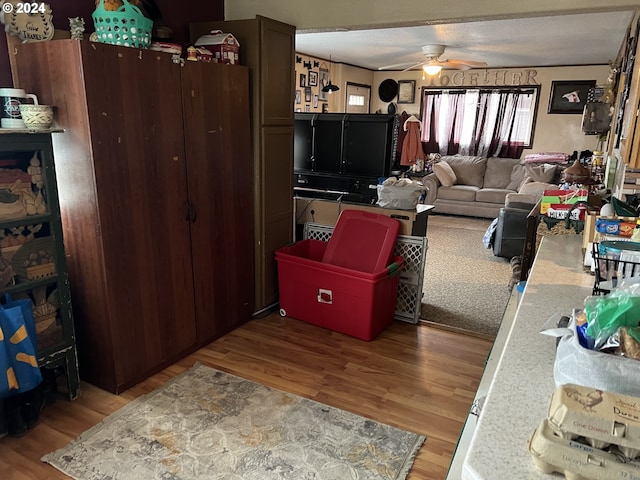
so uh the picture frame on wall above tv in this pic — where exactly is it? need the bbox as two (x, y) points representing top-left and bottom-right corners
(398, 80), (416, 104)
(548, 80), (596, 114)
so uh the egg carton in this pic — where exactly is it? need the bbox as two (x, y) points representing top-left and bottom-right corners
(529, 419), (640, 480)
(547, 384), (640, 457)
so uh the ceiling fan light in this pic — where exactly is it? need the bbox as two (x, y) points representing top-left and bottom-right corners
(423, 64), (442, 75)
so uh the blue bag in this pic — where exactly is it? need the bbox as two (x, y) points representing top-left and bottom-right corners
(0, 295), (42, 397)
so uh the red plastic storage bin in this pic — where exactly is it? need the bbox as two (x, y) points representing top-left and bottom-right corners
(275, 239), (403, 341)
(322, 210), (400, 273)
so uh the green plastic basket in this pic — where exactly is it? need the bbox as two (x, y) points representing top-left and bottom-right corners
(92, 0), (153, 49)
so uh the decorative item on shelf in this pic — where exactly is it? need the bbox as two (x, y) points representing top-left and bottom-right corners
(68, 17), (85, 40)
(29, 286), (59, 335)
(0, 88), (39, 129)
(0, 1), (54, 42)
(562, 161), (592, 185)
(11, 237), (56, 282)
(92, 0), (153, 49)
(194, 30), (240, 65)
(19, 104), (54, 130)
(0, 224), (42, 264)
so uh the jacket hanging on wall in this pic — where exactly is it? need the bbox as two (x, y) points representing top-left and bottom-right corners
(400, 115), (426, 166)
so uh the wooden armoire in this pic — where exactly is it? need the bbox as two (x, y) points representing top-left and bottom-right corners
(190, 16), (295, 313)
(12, 40), (254, 393)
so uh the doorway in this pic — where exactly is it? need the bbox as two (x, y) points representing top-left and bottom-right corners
(345, 82), (371, 113)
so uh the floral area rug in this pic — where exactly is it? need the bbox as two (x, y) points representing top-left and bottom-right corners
(43, 363), (425, 480)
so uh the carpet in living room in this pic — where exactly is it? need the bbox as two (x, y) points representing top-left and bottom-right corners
(420, 214), (513, 339)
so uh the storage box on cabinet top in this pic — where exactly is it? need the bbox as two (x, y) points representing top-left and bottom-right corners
(275, 239), (403, 341)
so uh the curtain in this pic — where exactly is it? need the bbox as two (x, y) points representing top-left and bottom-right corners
(420, 88), (532, 158)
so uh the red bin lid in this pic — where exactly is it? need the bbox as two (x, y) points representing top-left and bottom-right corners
(322, 210), (400, 273)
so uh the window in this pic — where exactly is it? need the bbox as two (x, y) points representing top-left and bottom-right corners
(421, 86), (539, 158)
(348, 94), (365, 106)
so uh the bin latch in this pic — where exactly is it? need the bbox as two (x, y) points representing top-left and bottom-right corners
(317, 288), (332, 304)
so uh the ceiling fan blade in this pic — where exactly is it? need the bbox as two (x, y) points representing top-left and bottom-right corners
(401, 61), (427, 72)
(378, 61), (421, 70)
(444, 58), (488, 68)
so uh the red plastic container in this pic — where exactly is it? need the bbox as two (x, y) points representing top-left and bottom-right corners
(275, 239), (403, 341)
(322, 210), (400, 273)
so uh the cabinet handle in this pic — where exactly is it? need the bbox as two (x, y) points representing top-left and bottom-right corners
(184, 201), (190, 221)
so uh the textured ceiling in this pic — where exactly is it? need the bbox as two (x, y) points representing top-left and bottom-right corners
(295, 11), (636, 71)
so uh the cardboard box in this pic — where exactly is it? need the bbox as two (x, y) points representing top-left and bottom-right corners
(541, 189), (588, 215)
(547, 384), (640, 453)
(547, 203), (588, 221)
(583, 213), (640, 250)
(529, 419), (640, 478)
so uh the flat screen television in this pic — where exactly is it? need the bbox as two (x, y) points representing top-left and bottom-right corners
(294, 113), (395, 179)
(342, 114), (395, 177)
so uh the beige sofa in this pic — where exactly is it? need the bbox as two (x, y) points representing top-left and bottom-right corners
(422, 155), (559, 218)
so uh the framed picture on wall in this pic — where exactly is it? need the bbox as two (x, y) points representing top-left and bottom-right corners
(313, 95), (319, 108)
(308, 71), (318, 86)
(299, 73), (306, 88)
(548, 80), (596, 114)
(305, 104), (310, 112)
(397, 80), (416, 104)
(305, 87), (312, 102)
(295, 90), (301, 104)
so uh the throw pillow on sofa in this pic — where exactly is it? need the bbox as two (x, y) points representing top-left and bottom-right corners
(507, 163), (528, 191)
(524, 163), (557, 183)
(433, 161), (457, 187)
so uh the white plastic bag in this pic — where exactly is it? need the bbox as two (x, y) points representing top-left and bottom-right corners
(376, 178), (425, 210)
(541, 311), (640, 397)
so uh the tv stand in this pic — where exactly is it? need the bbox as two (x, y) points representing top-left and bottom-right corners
(294, 172), (380, 205)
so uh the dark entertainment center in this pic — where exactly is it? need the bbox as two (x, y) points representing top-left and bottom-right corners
(294, 113), (398, 204)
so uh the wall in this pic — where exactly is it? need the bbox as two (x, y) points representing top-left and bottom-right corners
(370, 66), (609, 156)
(0, 0), (224, 87)
(294, 54), (374, 113)
(300, 62), (609, 158)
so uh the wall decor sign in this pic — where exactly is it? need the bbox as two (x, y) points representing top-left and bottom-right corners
(548, 80), (596, 114)
(397, 80), (416, 104)
(1, 1), (54, 42)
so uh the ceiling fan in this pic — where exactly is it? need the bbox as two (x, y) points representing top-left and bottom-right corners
(379, 44), (487, 74)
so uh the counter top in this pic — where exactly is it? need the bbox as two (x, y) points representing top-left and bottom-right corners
(462, 234), (594, 479)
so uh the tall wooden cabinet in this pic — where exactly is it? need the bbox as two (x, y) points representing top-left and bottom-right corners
(191, 16), (295, 312)
(12, 40), (254, 393)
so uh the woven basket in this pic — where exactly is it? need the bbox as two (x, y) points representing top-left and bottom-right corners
(92, 0), (152, 49)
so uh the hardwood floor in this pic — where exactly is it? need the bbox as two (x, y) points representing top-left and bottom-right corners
(0, 313), (492, 480)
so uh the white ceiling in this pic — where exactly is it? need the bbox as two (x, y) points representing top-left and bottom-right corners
(295, 11), (637, 71)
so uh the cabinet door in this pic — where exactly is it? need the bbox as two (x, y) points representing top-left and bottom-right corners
(259, 17), (295, 126)
(181, 62), (254, 344)
(81, 44), (197, 385)
(259, 126), (294, 308)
